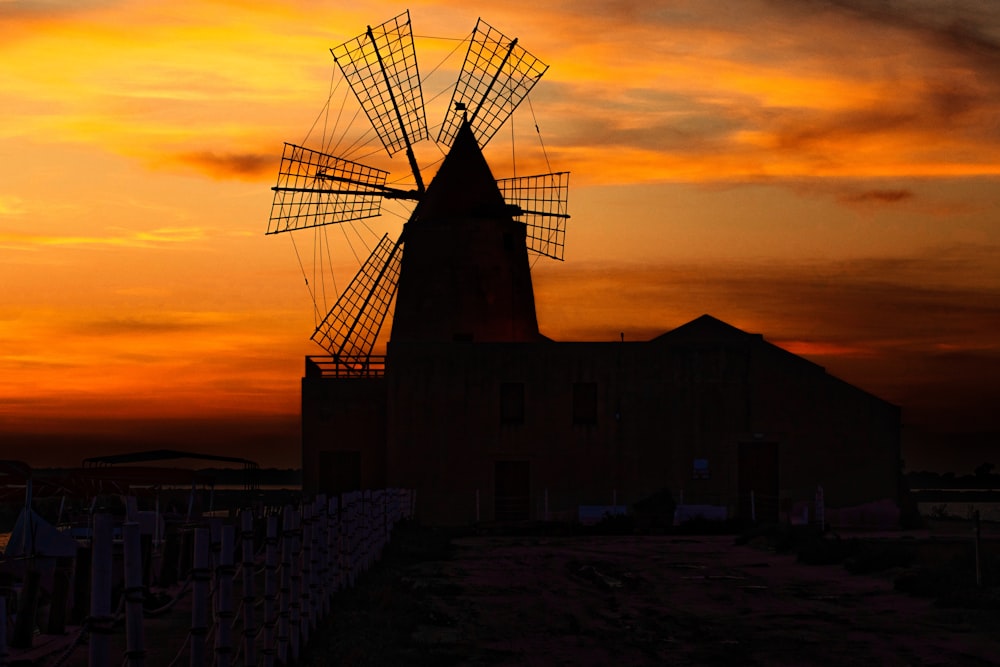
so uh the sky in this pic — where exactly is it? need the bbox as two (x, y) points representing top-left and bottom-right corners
(1, 0), (998, 471)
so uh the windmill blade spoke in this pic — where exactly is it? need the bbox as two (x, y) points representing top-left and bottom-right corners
(438, 19), (548, 149)
(268, 143), (397, 234)
(312, 233), (403, 365)
(497, 171), (570, 261)
(331, 10), (428, 158)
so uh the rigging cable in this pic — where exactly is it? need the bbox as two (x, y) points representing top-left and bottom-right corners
(288, 233), (323, 327)
(527, 96), (553, 173)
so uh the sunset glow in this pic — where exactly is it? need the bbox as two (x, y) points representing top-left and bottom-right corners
(2, 0), (999, 471)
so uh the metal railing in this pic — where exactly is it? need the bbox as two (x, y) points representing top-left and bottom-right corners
(306, 355), (387, 379)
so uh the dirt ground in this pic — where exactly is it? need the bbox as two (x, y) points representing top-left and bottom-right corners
(302, 525), (1000, 666)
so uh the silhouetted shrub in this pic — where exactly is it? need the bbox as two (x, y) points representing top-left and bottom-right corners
(632, 489), (676, 534)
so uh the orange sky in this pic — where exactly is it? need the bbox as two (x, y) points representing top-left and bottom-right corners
(2, 0), (999, 471)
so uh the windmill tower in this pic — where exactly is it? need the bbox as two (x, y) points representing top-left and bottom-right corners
(267, 11), (569, 372)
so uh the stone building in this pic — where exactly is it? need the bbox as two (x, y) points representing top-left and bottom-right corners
(300, 121), (901, 526)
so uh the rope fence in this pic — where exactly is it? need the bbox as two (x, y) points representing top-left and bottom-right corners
(0, 488), (415, 667)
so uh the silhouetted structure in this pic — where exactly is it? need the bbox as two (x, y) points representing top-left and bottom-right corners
(275, 13), (901, 525)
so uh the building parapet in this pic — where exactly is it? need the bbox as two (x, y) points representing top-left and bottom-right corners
(306, 355), (387, 378)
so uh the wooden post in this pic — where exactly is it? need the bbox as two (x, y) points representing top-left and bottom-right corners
(382, 489), (389, 549)
(123, 521), (146, 667)
(330, 498), (344, 593)
(125, 495), (138, 522)
(262, 515), (278, 667)
(214, 524), (234, 666)
(0, 579), (9, 667)
(325, 497), (337, 608)
(190, 527), (210, 667)
(299, 503), (312, 647)
(311, 498), (324, 628)
(342, 494), (354, 589)
(89, 513), (113, 667)
(815, 485), (825, 531)
(240, 510), (256, 667)
(751, 490), (756, 523)
(314, 496), (328, 624)
(974, 509), (982, 587)
(277, 506), (293, 664)
(11, 570), (39, 649)
(288, 506), (302, 662)
(208, 518), (222, 572)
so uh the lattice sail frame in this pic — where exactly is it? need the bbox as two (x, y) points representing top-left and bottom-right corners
(311, 233), (403, 358)
(268, 143), (390, 233)
(438, 19), (549, 149)
(331, 10), (428, 156)
(497, 171), (570, 260)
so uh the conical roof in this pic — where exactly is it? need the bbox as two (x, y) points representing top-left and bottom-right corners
(409, 119), (510, 224)
(389, 118), (542, 343)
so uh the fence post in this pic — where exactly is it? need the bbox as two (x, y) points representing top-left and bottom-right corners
(328, 497), (340, 595)
(190, 527), (210, 667)
(214, 524), (234, 666)
(277, 506), (293, 664)
(344, 494), (355, 588)
(123, 521), (146, 667)
(299, 503), (312, 647)
(288, 506), (302, 662)
(314, 496), (329, 624)
(240, 509), (256, 667)
(815, 485), (825, 531)
(262, 515), (279, 667)
(751, 490), (756, 523)
(974, 509), (982, 587)
(88, 513), (113, 667)
(310, 497), (323, 629)
(322, 498), (334, 613)
(0, 579), (9, 667)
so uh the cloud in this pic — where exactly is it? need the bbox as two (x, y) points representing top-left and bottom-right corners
(77, 314), (221, 336)
(169, 151), (277, 181)
(0, 226), (206, 250)
(837, 188), (914, 205)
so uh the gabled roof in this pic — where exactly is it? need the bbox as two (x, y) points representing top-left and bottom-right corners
(653, 314), (762, 344)
(408, 119), (510, 223)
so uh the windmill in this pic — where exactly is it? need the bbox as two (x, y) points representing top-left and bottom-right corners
(267, 11), (569, 374)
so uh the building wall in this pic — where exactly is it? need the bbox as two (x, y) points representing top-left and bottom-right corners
(379, 335), (900, 525)
(301, 362), (387, 495)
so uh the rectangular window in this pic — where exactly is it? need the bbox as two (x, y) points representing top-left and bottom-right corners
(500, 382), (525, 424)
(572, 382), (598, 425)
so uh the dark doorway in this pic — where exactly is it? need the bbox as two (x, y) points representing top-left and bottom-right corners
(738, 442), (779, 523)
(494, 460), (530, 521)
(318, 450), (362, 495)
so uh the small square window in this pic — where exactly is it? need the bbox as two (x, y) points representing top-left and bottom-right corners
(500, 382), (525, 424)
(572, 382), (598, 425)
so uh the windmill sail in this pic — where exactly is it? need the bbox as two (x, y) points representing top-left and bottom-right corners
(497, 172), (570, 260)
(331, 10), (427, 159)
(438, 19), (548, 149)
(268, 143), (394, 233)
(311, 233), (403, 363)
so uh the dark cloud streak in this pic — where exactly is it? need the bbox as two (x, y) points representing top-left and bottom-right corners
(173, 151), (276, 180)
